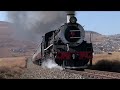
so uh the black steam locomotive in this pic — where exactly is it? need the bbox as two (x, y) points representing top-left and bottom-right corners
(33, 12), (93, 69)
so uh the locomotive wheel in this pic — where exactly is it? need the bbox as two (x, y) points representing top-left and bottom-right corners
(63, 61), (65, 68)
(33, 59), (40, 65)
(75, 68), (85, 71)
(38, 59), (42, 66)
(89, 59), (92, 66)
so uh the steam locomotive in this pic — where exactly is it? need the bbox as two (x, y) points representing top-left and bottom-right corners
(33, 12), (93, 69)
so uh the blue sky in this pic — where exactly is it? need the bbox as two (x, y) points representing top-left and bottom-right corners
(0, 11), (120, 35)
(0, 11), (7, 21)
(76, 11), (120, 35)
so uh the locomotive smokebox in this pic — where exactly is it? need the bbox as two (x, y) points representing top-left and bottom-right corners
(66, 11), (75, 23)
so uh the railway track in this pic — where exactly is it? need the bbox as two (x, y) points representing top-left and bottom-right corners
(64, 69), (120, 79)
(31, 58), (120, 79)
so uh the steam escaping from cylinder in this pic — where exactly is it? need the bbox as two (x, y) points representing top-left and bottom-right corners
(41, 59), (63, 70)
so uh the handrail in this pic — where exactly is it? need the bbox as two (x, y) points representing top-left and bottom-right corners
(44, 44), (53, 51)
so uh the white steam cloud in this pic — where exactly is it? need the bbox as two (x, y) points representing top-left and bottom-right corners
(41, 59), (63, 70)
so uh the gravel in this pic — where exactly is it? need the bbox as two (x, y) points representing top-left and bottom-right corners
(20, 59), (84, 79)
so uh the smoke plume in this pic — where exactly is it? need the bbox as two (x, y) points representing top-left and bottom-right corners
(66, 11), (75, 15)
(7, 11), (76, 43)
(7, 11), (67, 43)
(7, 11), (75, 60)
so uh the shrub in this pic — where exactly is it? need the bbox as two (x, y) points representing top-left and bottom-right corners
(90, 60), (120, 72)
(0, 66), (23, 79)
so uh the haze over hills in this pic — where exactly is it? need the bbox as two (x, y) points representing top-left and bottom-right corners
(85, 30), (106, 43)
(0, 21), (120, 57)
(85, 31), (120, 54)
(0, 21), (37, 58)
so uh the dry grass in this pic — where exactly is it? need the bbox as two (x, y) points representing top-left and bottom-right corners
(0, 66), (24, 79)
(0, 57), (28, 79)
(0, 57), (27, 68)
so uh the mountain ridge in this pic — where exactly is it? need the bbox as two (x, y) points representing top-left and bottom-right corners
(0, 21), (120, 56)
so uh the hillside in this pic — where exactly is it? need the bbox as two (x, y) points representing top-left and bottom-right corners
(85, 30), (120, 54)
(0, 21), (120, 57)
(85, 30), (106, 43)
(0, 21), (37, 58)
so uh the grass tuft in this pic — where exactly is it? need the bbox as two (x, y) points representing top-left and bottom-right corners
(90, 59), (120, 72)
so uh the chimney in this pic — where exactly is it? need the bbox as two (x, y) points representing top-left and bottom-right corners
(66, 11), (75, 23)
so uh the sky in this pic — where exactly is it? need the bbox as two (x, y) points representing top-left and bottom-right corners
(0, 11), (7, 21)
(0, 11), (120, 35)
(76, 11), (120, 35)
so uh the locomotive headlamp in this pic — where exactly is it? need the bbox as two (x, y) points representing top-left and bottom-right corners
(70, 16), (77, 23)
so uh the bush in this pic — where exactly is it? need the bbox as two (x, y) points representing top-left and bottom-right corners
(0, 67), (23, 79)
(90, 60), (120, 72)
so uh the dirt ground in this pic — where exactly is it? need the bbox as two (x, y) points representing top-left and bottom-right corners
(0, 52), (120, 79)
